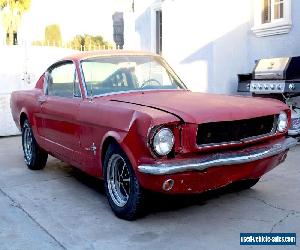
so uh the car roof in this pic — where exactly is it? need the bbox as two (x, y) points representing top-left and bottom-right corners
(63, 50), (160, 61)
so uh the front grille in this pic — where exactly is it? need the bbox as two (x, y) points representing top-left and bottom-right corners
(196, 115), (276, 146)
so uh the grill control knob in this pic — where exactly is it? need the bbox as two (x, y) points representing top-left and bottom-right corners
(277, 84), (282, 90)
(264, 84), (268, 90)
(270, 84), (275, 90)
(258, 84), (263, 90)
(289, 83), (295, 91)
(252, 84), (257, 89)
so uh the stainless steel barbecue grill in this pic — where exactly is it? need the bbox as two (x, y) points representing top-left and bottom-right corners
(250, 57), (300, 94)
(238, 56), (300, 138)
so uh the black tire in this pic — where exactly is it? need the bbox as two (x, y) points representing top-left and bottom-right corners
(231, 178), (260, 191)
(103, 143), (146, 220)
(22, 119), (48, 170)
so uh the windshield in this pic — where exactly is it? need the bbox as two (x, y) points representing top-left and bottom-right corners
(81, 55), (186, 96)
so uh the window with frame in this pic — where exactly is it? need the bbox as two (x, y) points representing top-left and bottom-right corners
(47, 62), (81, 98)
(252, 0), (291, 37)
(262, 0), (284, 24)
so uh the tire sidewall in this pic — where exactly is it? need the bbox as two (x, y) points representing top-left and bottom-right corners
(103, 143), (143, 219)
(22, 120), (36, 167)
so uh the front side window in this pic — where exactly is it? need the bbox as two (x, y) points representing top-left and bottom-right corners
(46, 62), (81, 98)
(81, 55), (186, 96)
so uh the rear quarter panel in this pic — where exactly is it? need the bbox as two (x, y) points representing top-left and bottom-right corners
(10, 89), (43, 139)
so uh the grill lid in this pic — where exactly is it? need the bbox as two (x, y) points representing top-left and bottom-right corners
(253, 56), (300, 80)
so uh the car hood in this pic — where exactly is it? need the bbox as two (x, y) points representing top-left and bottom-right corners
(109, 90), (287, 124)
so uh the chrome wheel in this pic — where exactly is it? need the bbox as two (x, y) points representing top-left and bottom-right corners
(23, 125), (33, 165)
(21, 119), (48, 170)
(107, 154), (131, 207)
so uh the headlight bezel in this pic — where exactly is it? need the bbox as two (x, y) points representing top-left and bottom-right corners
(151, 127), (175, 156)
(277, 111), (288, 133)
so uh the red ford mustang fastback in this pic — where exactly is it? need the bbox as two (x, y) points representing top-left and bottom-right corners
(11, 51), (297, 220)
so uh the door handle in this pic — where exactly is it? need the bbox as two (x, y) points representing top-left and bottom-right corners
(37, 97), (47, 104)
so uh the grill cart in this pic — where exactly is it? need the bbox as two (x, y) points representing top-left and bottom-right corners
(238, 56), (300, 138)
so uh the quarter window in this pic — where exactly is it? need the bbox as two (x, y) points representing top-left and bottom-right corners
(47, 62), (81, 98)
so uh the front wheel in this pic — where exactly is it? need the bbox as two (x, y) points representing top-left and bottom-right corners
(22, 119), (48, 170)
(103, 143), (145, 220)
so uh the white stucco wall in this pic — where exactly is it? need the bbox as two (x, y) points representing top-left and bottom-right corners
(0, 45), (76, 136)
(127, 0), (300, 95)
(161, 0), (251, 93)
(128, 0), (251, 93)
(124, 0), (155, 51)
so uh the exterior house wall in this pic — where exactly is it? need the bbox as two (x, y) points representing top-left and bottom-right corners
(127, 0), (300, 95)
(125, 0), (154, 51)
(247, 0), (300, 69)
(161, 0), (251, 94)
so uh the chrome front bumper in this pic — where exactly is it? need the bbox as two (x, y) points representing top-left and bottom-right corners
(138, 137), (297, 175)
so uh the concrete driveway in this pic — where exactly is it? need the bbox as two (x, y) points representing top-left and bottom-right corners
(0, 136), (299, 250)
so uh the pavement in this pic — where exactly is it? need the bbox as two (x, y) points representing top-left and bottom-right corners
(0, 136), (299, 250)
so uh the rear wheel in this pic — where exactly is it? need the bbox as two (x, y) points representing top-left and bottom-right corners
(22, 119), (48, 170)
(232, 178), (260, 191)
(103, 143), (145, 220)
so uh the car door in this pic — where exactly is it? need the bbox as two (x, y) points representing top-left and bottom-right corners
(39, 61), (83, 165)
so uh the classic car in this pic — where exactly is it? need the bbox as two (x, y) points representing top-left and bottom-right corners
(11, 51), (297, 220)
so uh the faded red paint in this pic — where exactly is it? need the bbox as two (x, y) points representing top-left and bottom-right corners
(11, 51), (291, 194)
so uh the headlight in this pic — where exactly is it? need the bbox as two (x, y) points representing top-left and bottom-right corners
(152, 128), (174, 156)
(277, 111), (288, 132)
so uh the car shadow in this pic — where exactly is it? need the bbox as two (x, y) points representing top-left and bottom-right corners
(68, 166), (243, 217)
(69, 167), (106, 195)
(143, 185), (241, 215)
